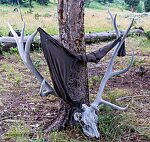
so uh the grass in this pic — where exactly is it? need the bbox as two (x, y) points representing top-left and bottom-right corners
(0, 61), (23, 86)
(3, 120), (30, 142)
(2, 120), (50, 142)
(0, 36), (150, 141)
(98, 106), (135, 142)
(0, 3), (150, 35)
(103, 88), (131, 104)
(0, 3), (58, 35)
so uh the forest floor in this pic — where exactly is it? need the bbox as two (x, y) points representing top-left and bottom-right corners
(0, 36), (150, 142)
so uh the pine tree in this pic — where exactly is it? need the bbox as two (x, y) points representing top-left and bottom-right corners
(124, 0), (140, 12)
(85, 0), (91, 7)
(36, 0), (49, 5)
(144, 0), (150, 12)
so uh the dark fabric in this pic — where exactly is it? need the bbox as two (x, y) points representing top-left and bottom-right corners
(37, 27), (121, 108)
(117, 41), (126, 56)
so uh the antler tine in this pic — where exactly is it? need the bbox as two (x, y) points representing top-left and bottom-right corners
(25, 30), (37, 56)
(109, 18), (134, 71)
(108, 9), (114, 22)
(8, 23), (24, 60)
(100, 99), (128, 110)
(109, 19), (134, 78)
(113, 15), (120, 37)
(8, 23), (55, 96)
(21, 22), (25, 43)
(8, 23), (19, 40)
(91, 14), (134, 111)
(39, 79), (53, 96)
(108, 10), (120, 37)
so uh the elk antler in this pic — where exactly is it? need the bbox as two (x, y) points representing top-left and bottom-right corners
(8, 22), (55, 96)
(74, 11), (134, 138)
(91, 14), (134, 111)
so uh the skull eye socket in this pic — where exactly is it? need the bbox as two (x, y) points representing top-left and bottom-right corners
(81, 121), (91, 128)
(74, 112), (82, 122)
(81, 121), (85, 126)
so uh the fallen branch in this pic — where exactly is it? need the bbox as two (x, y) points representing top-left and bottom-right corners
(116, 95), (150, 101)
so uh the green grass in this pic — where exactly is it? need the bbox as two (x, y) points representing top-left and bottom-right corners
(98, 106), (134, 142)
(3, 120), (30, 142)
(88, 1), (105, 10)
(0, 60), (23, 86)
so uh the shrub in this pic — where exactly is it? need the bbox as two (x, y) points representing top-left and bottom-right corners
(36, 0), (49, 5)
(136, 2), (143, 13)
(145, 31), (150, 39)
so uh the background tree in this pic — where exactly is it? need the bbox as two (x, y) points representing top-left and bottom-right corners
(29, 0), (32, 7)
(124, 0), (140, 12)
(144, 0), (150, 12)
(0, 0), (22, 4)
(98, 0), (114, 4)
(36, 0), (49, 5)
(108, 0), (113, 3)
(85, 0), (91, 7)
(97, 0), (108, 4)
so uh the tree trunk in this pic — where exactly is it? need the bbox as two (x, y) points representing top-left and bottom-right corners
(58, 0), (89, 103)
(45, 0), (89, 131)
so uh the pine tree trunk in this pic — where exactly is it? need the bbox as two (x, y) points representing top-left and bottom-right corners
(44, 0), (89, 132)
(58, 0), (89, 103)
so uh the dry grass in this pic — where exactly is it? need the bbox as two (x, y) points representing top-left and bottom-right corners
(0, 5), (150, 35)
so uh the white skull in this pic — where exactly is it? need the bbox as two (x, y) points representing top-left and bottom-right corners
(74, 104), (100, 138)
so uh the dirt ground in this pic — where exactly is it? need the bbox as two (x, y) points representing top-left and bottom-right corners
(0, 37), (150, 142)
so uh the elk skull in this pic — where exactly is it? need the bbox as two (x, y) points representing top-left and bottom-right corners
(74, 104), (99, 138)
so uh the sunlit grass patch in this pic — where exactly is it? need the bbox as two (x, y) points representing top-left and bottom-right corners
(0, 4), (150, 36)
(99, 106), (128, 142)
(2, 120), (30, 142)
(103, 88), (131, 104)
(0, 62), (23, 86)
(50, 129), (91, 142)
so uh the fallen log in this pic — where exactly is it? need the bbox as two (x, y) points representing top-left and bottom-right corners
(0, 28), (144, 43)
(85, 31), (117, 43)
(0, 31), (118, 52)
(0, 29), (143, 52)
(0, 31), (117, 43)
